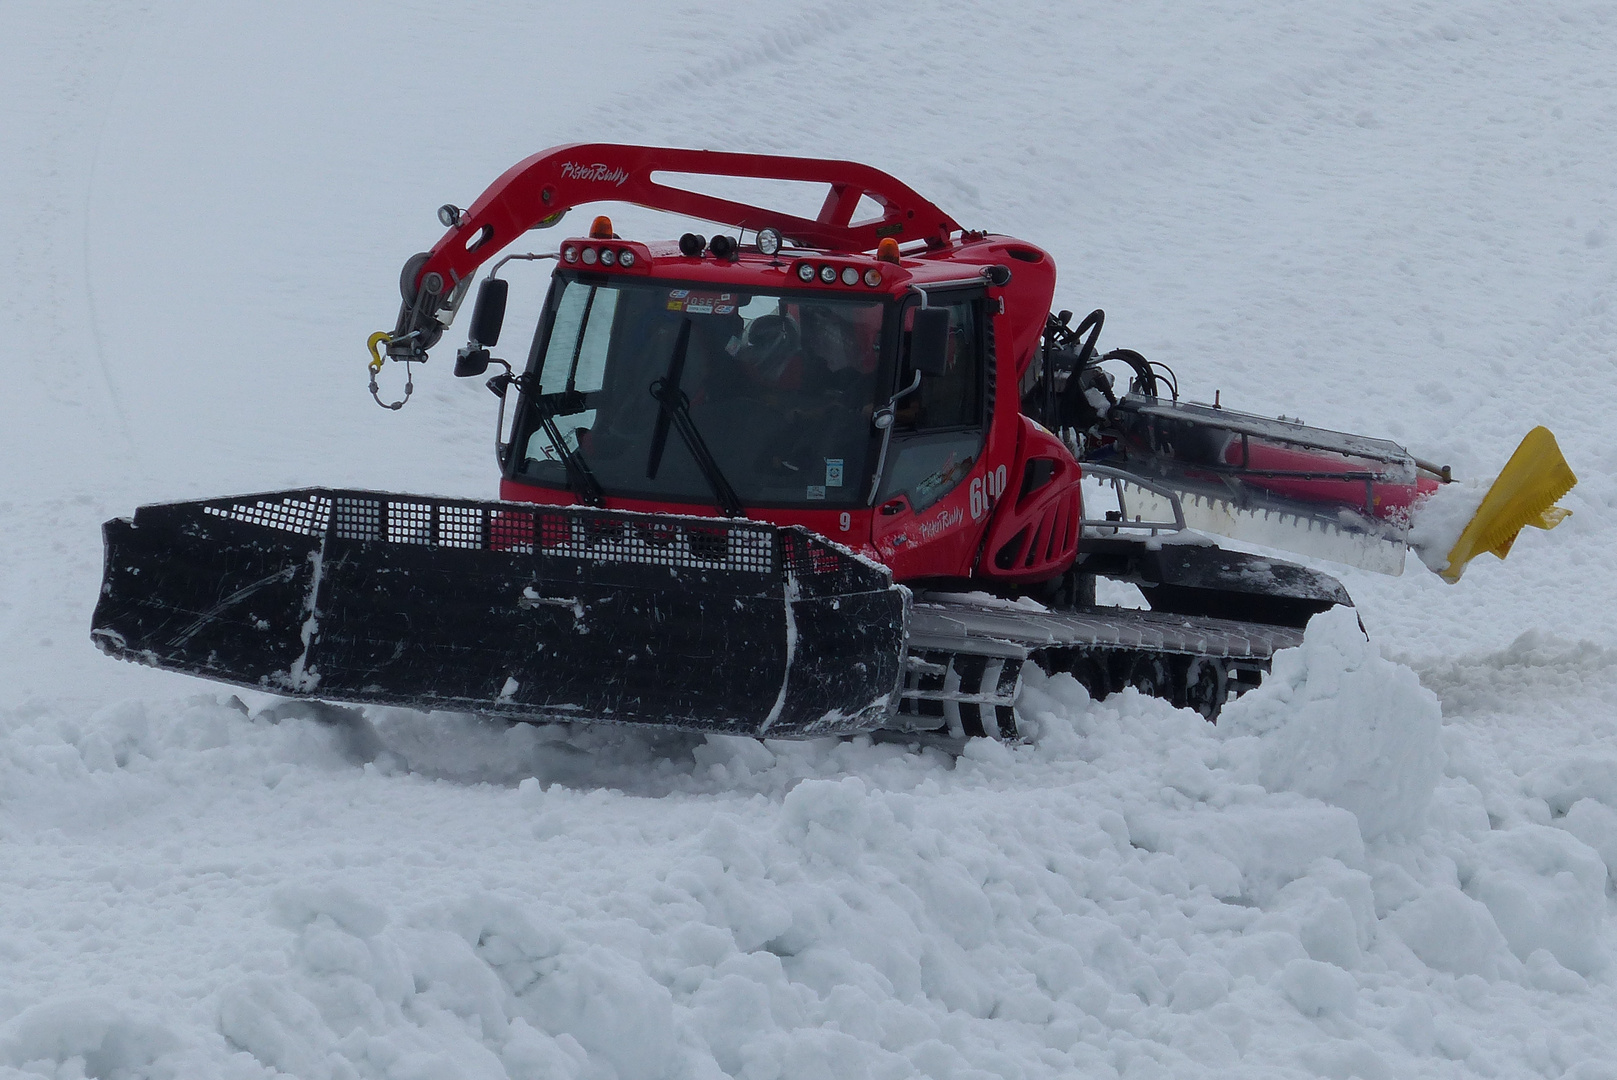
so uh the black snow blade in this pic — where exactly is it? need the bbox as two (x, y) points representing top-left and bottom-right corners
(92, 489), (908, 737)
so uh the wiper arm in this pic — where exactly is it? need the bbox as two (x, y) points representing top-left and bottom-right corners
(646, 319), (745, 517)
(532, 387), (605, 507)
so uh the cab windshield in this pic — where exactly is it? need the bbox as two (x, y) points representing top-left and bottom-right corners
(514, 275), (887, 507)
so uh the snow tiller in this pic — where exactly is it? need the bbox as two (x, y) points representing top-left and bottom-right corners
(92, 144), (1578, 735)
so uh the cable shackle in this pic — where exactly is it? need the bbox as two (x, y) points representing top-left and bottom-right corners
(367, 331), (414, 410)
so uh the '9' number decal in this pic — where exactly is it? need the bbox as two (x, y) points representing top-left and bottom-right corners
(969, 465), (1008, 520)
(839, 512), (852, 532)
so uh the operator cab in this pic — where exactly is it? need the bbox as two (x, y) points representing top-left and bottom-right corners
(514, 274), (885, 508)
(483, 228), (992, 523)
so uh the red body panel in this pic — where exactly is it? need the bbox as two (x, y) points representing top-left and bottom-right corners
(1223, 442), (1439, 518)
(500, 477), (881, 560)
(977, 418), (1083, 583)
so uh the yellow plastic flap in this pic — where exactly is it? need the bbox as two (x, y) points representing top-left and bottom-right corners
(1441, 426), (1576, 583)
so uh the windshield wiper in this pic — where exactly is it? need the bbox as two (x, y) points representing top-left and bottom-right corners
(532, 387), (605, 506)
(646, 319), (745, 517)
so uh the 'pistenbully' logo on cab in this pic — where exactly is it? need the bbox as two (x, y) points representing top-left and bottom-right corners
(560, 161), (630, 186)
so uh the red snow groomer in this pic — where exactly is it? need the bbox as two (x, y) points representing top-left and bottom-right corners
(92, 145), (1577, 736)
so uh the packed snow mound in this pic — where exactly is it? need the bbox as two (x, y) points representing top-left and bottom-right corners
(5, 625), (1617, 1078)
(1221, 606), (1445, 841)
(0, 998), (179, 1079)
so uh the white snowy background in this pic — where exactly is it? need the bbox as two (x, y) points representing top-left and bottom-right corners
(4, 2), (1617, 1077)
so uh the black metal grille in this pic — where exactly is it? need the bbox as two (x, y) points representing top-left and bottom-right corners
(781, 529), (890, 598)
(204, 493), (331, 536)
(438, 505), (487, 549)
(333, 497), (384, 541)
(194, 490), (781, 575)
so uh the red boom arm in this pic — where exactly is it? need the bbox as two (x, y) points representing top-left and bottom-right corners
(386, 143), (962, 362)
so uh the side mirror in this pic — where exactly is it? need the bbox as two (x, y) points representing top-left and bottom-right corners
(485, 371), (514, 398)
(910, 308), (951, 377)
(469, 277), (509, 347)
(454, 347), (490, 378)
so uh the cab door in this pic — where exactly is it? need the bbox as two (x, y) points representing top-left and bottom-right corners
(870, 289), (999, 581)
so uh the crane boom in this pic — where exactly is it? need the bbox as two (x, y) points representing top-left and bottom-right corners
(387, 143), (962, 362)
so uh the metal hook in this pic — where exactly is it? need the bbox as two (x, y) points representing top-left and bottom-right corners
(367, 331), (414, 410)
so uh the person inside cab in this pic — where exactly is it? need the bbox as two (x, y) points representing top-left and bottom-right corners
(731, 299), (883, 486)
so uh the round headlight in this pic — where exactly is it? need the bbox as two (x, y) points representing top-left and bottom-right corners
(840, 266), (859, 286)
(819, 265), (837, 283)
(618, 249), (636, 268)
(756, 227), (782, 256)
(581, 247), (598, 265)
(797, 263), (816, 282)
(562, 246), (578, 263)
(863, 268), (881, 286)
(599, 248), (616, 267)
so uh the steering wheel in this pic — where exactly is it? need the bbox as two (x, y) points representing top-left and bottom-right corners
(743, 313), (800, 368)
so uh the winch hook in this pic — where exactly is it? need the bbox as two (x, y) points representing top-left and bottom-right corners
(367, 331), (414, 410)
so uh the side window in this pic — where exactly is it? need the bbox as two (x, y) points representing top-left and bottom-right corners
(879, 295), (988, 511)
(899, 298), (982, 431)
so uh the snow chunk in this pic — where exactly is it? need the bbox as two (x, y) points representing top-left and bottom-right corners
(0, 998), (180, 1079)
(1408, 478), (1488, 573)
(1524, 754), (1617, 814)
(272, 884), (388, 938)
(1384, 885), (1512, 978)
(1558, 798), (1617, 884)
(1221, 606), (1444, 841)
(216, 977), (340, 1080)
(778, 775), (889, 855)
(1279, 958), (1358, 1018)
(1126, 803), (1364, 904)
(518, 944), (676, 1080)
(1272, 859), (1378, 970)
(1465, 824), (1608, 974)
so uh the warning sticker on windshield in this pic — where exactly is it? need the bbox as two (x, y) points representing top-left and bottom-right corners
(806, 486), (827, 500)
(666, 291), (736, 315)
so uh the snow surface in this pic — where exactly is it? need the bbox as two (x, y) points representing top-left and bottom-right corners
(5, 2), (1617, 1077)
